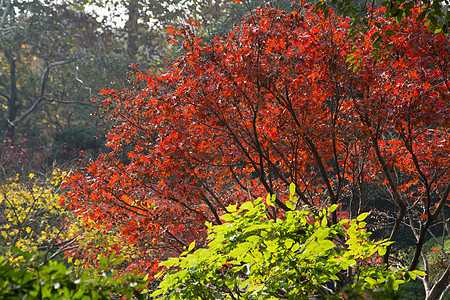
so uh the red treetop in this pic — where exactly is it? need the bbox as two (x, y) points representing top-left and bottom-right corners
(63, 4), (449, 276)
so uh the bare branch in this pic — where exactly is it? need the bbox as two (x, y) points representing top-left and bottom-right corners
(428, 264), (450, 300)
(0, 91), (9, 102)
(0, 0), (11, 35)
(8, 56), (79, 128)
(47, 98), (100, 108)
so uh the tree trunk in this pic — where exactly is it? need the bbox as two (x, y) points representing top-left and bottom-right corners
(4, 49), (17, 139)
(125, 0), (139, 59)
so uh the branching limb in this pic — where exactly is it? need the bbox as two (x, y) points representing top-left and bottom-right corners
(0, 0), (11, 35)
(7, 56), (80, 128)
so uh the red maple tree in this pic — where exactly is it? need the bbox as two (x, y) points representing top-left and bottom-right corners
(63, 2), (449, 295)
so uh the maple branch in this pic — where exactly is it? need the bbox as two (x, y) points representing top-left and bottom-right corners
(372, 134), (407, 266)
(46, 98), (100, 108)
(331, 96), (345, 209)
(211, 102), (290, 211)
(438, 279), (450, 300)
(36, 236), (77, 252)
(397, 122), (450, 272)
(228, 166), (257, 199)
(201, 182), (229, 213)
(146, 183), (206, 217)
(302, 134), (338, 224)
(165, 230), (187, 249)
(108, 191), (149, 216)
(400, 122), (432, 213)
(250, 101), (274, 197)
(258, 135), (313, 207)
(259, 129), (293, 180)
(199, 190), (222, 225)
(431, 182), (450, 221)
(267, 83), (336, 215)
(39, 236), (78, 267)
(409, 182), (450, 271)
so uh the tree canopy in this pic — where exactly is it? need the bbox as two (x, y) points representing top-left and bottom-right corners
(61, 1), (449, 298)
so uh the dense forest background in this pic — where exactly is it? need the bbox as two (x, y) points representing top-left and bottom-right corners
(0, 0), (258, 169)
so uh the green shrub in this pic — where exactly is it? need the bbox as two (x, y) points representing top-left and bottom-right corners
(53, 126), (105, 161)
(0, 247), (146, 299)
(152, 184), (423, 299)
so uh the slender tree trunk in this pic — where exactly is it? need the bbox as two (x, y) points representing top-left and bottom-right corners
(4, 49), (17, 139)
(125, 0), (139, 59)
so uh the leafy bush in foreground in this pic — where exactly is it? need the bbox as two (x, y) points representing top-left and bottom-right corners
(0, 248), (146, 300)
(152, 185), (424, 299)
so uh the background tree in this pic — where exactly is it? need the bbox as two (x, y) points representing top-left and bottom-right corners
(1, 1), (86, 139)
(0, 0), (135, 173)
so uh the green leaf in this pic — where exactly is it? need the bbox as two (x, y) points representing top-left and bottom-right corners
(221, 214), (234, 221)
(417, 11), (427, 21)
(100, 254), (107, 270)
(285, 239), (294, 249)
(289, 183), (296, 196)
(286, 200), (295, 210)
(371, 49), (380, 57)
(411, 270), (426, 277)
(346, 53), (355, 63)
(108, 250), (116, 263)
(291, 242), (300, 252)
(407, 271), (416, 280)
(111, 256), (125, 267)
(329, 204), (338, 212)
(228, 242), (253, 257)
(240, 201), (253, 211)
(227, 204), (237, 213)
(365, 277), (377, 286)
(188, 241), (195, 252)
(357, 212), (369, 221)
(392, 279), (405, 290)
(160, 257), (179, 268)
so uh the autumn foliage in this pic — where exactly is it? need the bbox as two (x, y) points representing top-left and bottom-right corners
(63, 2), (449, 288)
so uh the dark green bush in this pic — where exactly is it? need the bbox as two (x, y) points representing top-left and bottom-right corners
(53, 126), (105, 161)
(0, 247), (146, 300)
